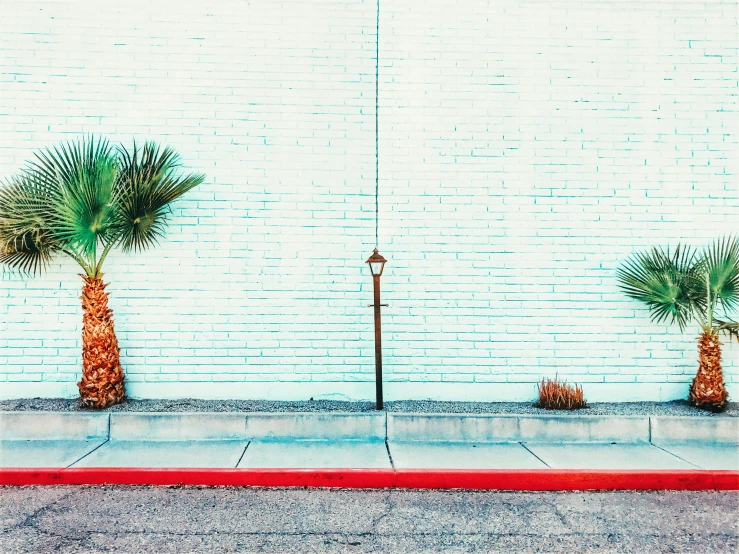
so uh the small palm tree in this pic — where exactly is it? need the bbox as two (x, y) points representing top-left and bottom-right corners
(0, 136), (204, 408)
(617, 238), (739, 411)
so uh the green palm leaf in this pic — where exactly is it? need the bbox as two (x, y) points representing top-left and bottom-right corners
(112, 142), (204, 253)
(616, 244), (701, 330)
(26, 137), (118, 260)
(702, 236), (739, 313)
(0, 174), (60, 274)
(0, 135), (204, 277)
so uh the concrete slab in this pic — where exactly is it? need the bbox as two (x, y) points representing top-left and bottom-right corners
(650, 417), (739, 445)
(107, 413), (386, 442)
(0, 413), (108, 440)
(239, 440), (391, 469)
(387, 414), (520, 442)
(517, 416), (649, 443)
(244, 413), (386, 441)
(110, 413), (246, 441)
(524, 443), (697, 470)
(0, 439), (106, 468)
(387, 414), (649, 443)
(389, 442), (547, 469)
(654, 442), (739, 470)
(72, 440), (248, 468)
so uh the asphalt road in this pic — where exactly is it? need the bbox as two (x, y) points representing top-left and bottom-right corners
(1, 486), (737, 553)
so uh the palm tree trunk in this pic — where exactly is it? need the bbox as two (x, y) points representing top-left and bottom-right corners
(689, 330), (728, 410)
(77, 276), (125, 408)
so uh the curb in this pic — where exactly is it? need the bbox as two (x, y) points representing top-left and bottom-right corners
(1, 468), (737, 490)
(4, 411), (737, 443)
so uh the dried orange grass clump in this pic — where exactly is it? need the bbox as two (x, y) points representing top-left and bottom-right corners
(536, 376), (587, 410)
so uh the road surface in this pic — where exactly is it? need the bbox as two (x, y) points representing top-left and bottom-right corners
(1, 486), (737, 553)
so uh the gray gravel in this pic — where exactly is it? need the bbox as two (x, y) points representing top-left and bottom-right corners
(1, 486), (737, 553)
(1, 397), (737, 416)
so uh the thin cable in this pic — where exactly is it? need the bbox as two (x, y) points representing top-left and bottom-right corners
(375, 0), (380, 247)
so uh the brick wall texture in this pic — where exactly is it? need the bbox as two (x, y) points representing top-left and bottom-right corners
(1, 0), (737, 401)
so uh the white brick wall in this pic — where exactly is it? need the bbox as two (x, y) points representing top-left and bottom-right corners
(1, 0), (737, 402)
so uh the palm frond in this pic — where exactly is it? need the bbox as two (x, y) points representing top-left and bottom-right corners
(0, 175), (61, 275)
(1, 136), (204, 276)
(714, 318), (739, 342)
(701, 236), (739, 314)
(112, 141), (204, 253)
(616, 244), (701, 330)
(25, 136), (118, 259)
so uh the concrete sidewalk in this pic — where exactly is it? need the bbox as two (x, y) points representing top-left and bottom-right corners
(1, 411), (737, 472)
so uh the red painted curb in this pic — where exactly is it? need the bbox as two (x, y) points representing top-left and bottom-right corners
(1, 468), (737, 490)
(0, 468), (396, 488)
(394, 469), (739, 491)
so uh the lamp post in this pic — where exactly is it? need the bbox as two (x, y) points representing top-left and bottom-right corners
(366, 248), (387, 410)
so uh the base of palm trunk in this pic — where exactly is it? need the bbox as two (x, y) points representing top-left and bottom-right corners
(689, 331), (728, 411)
(77, 276), (125, 409)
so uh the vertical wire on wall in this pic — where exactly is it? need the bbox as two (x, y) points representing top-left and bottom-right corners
(375, 0), (380, 247)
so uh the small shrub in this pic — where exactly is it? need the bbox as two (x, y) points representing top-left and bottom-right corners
(536, 376), (587, 410)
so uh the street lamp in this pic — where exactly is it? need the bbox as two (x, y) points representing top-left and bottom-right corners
(366, 248), (387, 410)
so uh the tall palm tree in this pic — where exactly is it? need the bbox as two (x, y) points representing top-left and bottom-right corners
(0, 137), (204, 408)
(617, 238), (739, 411)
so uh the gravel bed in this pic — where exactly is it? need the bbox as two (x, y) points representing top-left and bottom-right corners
(1, 397), (737, 416)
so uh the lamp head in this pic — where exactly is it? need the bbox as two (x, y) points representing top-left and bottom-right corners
(366, 248), (387, 277)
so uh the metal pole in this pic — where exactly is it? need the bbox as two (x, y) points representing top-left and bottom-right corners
(373, 274), (383, 410)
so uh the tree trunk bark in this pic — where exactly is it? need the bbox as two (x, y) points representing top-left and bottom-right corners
(689, 330), (728, 411)
(77, 276), (125, 408)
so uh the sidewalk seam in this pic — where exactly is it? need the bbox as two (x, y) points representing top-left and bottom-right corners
(383, 411), (395, 468)
(235, 442), (250, 468)
(649, 442), (702, 469)
(385, 439), (395, 469)
(65, 438), (109, 468)
(520, 442), (550, 468)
